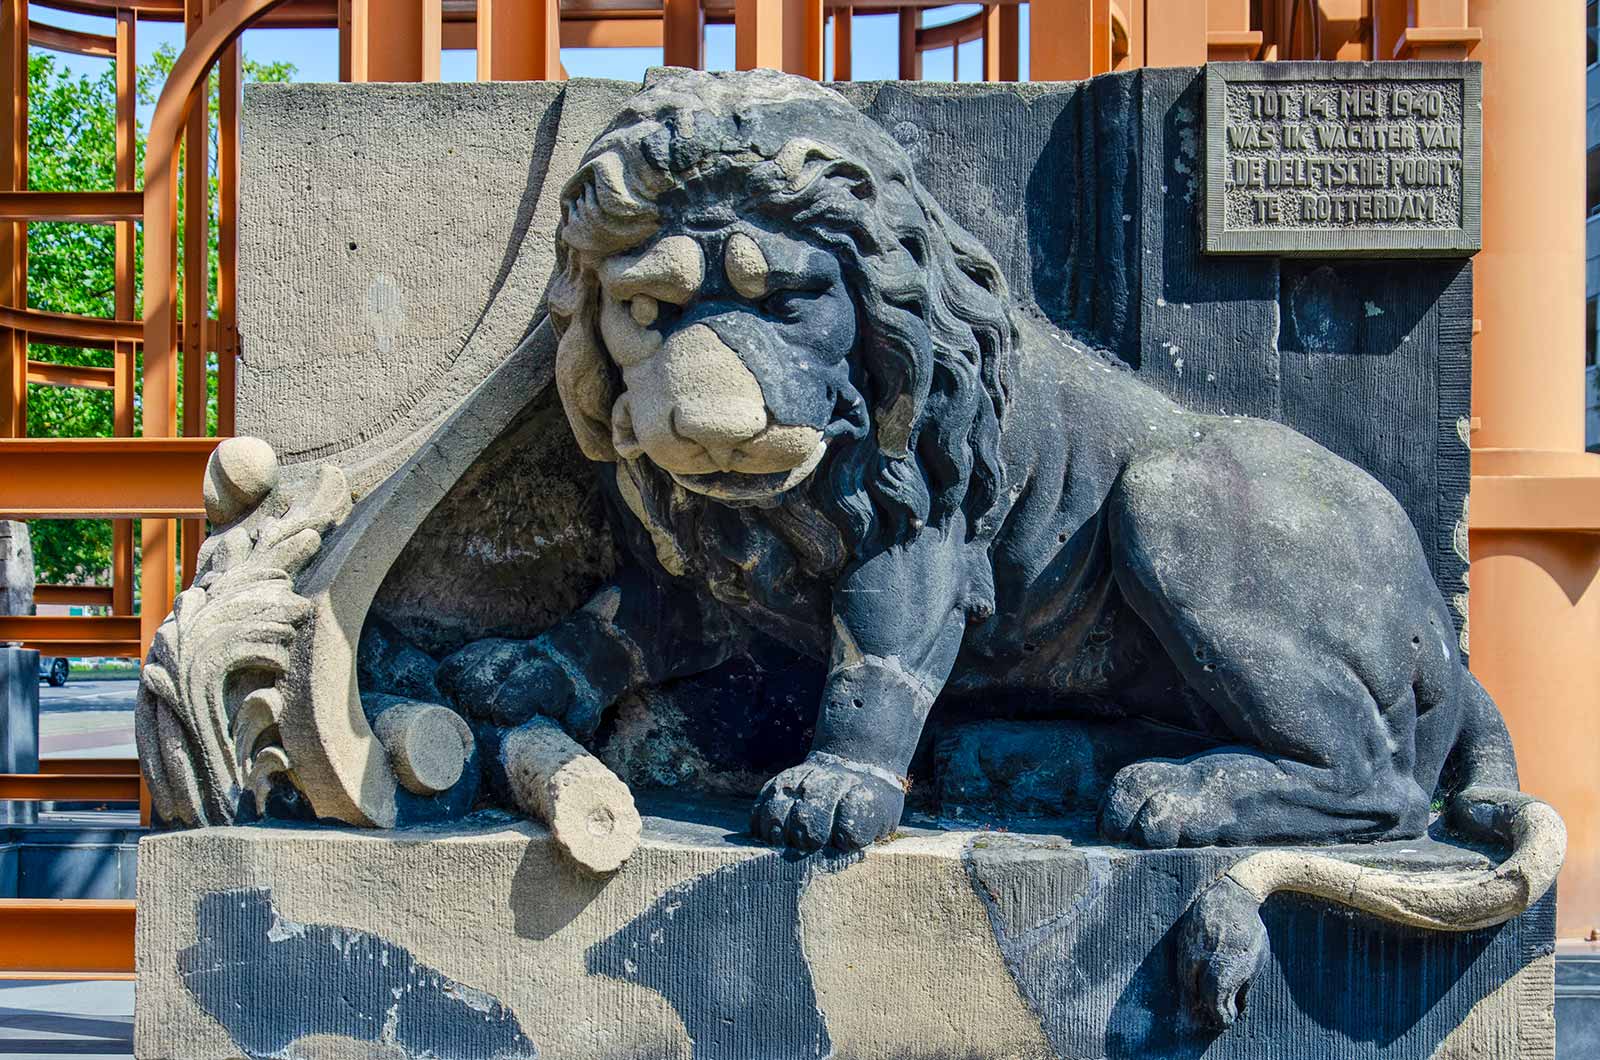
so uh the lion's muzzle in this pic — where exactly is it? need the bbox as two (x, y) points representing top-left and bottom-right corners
(611, 322), (825, 498)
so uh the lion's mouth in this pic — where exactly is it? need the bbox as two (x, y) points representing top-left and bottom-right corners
(668, 439), (829, 502)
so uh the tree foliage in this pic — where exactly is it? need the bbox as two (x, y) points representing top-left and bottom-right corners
(25, 46), (294, 586)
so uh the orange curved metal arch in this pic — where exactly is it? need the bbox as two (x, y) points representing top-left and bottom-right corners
(915, 9), (983, 52)
(142, 0), (291, 443)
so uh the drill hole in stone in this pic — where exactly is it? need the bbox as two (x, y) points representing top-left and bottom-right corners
(587, 806), (617, 838)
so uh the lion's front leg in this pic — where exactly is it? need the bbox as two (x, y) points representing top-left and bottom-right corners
(438, 566), (742, 739)
(752, 532), (972, 852)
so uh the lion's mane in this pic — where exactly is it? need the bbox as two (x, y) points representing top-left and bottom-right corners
(551, 69), (1017, 575)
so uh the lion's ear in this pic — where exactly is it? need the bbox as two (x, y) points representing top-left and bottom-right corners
(554, 312), (620, 463)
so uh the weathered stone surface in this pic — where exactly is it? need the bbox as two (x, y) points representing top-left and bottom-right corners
(135, 805), (1554, 1060)
(0, 520), (33, 619)
(1204, 62), (1481, 256)
(238, 79), (634, 495)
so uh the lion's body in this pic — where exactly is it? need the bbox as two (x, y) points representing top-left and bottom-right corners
(434, 66), (1524, 858)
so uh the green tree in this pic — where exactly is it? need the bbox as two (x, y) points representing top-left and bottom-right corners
(24, 46), (294, 587)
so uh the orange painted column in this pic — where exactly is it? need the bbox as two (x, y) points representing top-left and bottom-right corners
(736, 0), (784, 70)
(663, 0), (705, 70)
(782, 0), (823, 79)
(1031, 0), (1111, 80)
(348, 0), (441, 82)
(833, 5), (852, 80)
(477, 0), (561, 80)
(1468, 0), (1600, 938)
(1206, 0), (1261, 61)
(1144, 0), (1207, 67)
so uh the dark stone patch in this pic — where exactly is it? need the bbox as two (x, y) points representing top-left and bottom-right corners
(962, 835), (1553, 1059)
(179, 888), (538, 1060)
(586, 850), (846, 1060)
(371, 386), (617, 657)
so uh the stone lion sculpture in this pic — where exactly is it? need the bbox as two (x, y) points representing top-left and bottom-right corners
(431, 68), (1562, 1022)
(137, 68), (1561, 1028)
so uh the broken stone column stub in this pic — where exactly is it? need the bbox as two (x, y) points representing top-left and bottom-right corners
(501, 717), (642, 874)
(370, 699), (473, 796)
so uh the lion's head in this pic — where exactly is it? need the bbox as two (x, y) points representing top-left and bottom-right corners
(552, 69), (1016, 570)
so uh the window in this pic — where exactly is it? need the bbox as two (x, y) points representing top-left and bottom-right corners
(1588, 146), (1600, 216)
(1590, 2), (1597, 67)
(1587, 297), (1597, 367)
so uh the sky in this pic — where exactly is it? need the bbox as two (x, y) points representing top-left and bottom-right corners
(29, 2), (1032, 126)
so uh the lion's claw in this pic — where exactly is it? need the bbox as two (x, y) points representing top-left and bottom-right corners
(751, 755), (904, 853)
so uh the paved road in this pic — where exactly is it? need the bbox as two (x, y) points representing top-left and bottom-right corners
(0, 980), (133, 1058)
(37, 678), (137, 759)
(39, 678), (138, 714)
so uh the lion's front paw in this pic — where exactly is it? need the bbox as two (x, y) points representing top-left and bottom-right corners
(437, 639), (605, 737)
(751, 754), (905, 853)
(1100, 759), (1227, 848)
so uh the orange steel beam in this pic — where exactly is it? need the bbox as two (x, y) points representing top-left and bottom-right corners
(0, 190), (142, 222)
(1372, 0), (1405, 59)
(181, 0), (209, 590)
(0, 772), (142, 801)
(1315, 0), (1369, 59)
(26, 19), (115, 55)
(40, 757), (140, 775)
(562, 12), (661, 45)
(0, 0), (25, 441)
(1152, 0), (1209, 66)
(113, 8), (137, 617)
(1110, 0), (1138, 71)
(1395, 0), (1476, 58)
(833, 3), (850, 79)
(662, 0), (703, 66)
(0, 900), (137, 978)
(25, 359), (113, 389)
(477, 0), (561, 80)
(216, 30), (239, 435)
(27, 642), (139, 659)
(0, 438), (219, 518)
(33, 584), (116, 606)
(0, 305), (141, 345)
(0, 614), (140, 643)
(916, 9), (982, 51)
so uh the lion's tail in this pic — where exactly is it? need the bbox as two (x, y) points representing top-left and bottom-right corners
(1178, 674), (1565, 1028)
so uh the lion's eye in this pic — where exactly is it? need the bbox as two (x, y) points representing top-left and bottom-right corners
(629, 295), (659, 328)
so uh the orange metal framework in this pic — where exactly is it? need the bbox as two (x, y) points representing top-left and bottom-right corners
(2, 0), (1592, 971)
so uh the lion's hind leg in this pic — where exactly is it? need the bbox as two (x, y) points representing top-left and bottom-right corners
(1101, 427), (1442, 849)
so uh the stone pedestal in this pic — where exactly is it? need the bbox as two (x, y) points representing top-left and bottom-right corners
(134, 801), (1553, 1060)
(0, 646), (37, 826)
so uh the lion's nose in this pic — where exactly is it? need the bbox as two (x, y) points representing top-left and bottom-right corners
(616, 324), (772, 473)
(669, 404), (766, 463)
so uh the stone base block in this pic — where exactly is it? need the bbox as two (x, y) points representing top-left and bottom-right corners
(135, 801), (1554, 1060)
